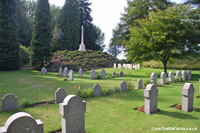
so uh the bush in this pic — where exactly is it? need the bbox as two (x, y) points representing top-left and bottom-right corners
(20, 99), (34, 108)
(144, 79), (151, 88)
(127, 82), (135, 91)
(97, 74), (102, 79)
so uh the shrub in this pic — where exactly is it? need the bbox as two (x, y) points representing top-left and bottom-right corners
(20, 99), (34, 108)
(97, 74), (102, 79)
(127, 82), (135, 91)
(144, 79), (151, 88)
(73, 86), (94, 98)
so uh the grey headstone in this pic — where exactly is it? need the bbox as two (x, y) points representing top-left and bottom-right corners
(122, 64), (125, 68)
(90, 69), (96, 79)
(112, 72), (117, 77)
(187, 70), (191, 80)
(41, 67), (47, 75)
(168, 71), (174, 83)
(114, 63), (116, 68)
(120, 81), (127, 92)
(138, 64), (140, 69)
(144, 84), (158, 114)
(182, 83), (194, 112)
(55, 88), (66, 104)
(63, 67), (68, 77)
(176, 71), (181, 82)
(69, 70), (74, 81)
(60, 95), (86, 133)
(118, 63), (122, 69)
(182, 70), (186, 81)
(79, 68), (83, 78)
(150, 73), (157, 86)
(0, 112), (43, 133)
(1, 94), (17, 112)
(59, 67), (63, 75)
(93, 84), (101, 97)
(160, 72), (166, 85)
(137, 79), (143, 89)
(100, 69), (106, 79)
(120, 71), (124, 77)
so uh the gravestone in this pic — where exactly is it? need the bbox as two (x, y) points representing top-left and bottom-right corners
(176, 71), (181, 82)
(137, 79), (143, 89)
(63, 67), (68, 77)
(160, 72), (166, 85)
(144, 84), (158, 114)
(124, 64), (128, 69)
(1, 94), (17, 112)
(112, 72), (117, 77)
(59, 67), (63, 75)
(120, 71), (124, 77)
(123, 64), (125, 69)
(120, 81), (127, 92)
(182, 83), (194, 112)
(69, 70), (74, 81)
(187, 70), (191, 80)
(55, 88), (66, 104)
(168, 71), (174, 83)
(182, 70), (186, 81)
(135, 65), (138, 70)
(79, 26), (86, 51)
(93, 84), (101, 97)
(79, 68), (83, 78)
(138, 64), (140, 69)
(118, 63), (122, 69)
(150, 73), (157, 86)
(60, 95), (86, 133)
(90, 69), (96, 79)
(100, 69), (106, 79)
(114, 63), (116, 69)
(41, 67), (47, 75)
(0, 112), (43, 133)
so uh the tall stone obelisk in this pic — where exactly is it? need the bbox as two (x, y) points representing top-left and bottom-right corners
(79, 25), (86, 51)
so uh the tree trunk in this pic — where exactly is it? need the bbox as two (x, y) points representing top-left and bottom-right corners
(163, 61), (167, 74)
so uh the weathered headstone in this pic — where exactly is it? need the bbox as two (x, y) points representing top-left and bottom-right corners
(41, 67), (47, 75)
(168, 71), (174, 83)
(55, 88), (66, 104)
(182, 70), (186, 81)
(160, 72), (166, 85)
(124, 64), (128, 69)
(135, 65), (138, 70)
(59, 67), (63, 75)
(182, 83), (194, 112)
(118, 63), (122, 69)
(1, 94), (17, 112)
(144, 84), (158, 114)
(79, 68), (83, 78)
(100, 69), (106, 79)
(90, 69), (96, 79)
(120, 81), (127, 92)
(112, 72), (117, 77)
(123, 64), (125, 69)
(114, 63), (116, 69)
(63, 67), (68, 77)
(187, 70), (191, 80)
(69, 70), (74, 81)
(138, 64), (140, 69)
(150, 73), (157, 86)
(120, 71), (124, 77)
(93, 84), (101, 97)
(60, 95), (86, 133)
(0, 112), (43, 133)
(176, 71), (181, 82)
(137, 79), (143, 89)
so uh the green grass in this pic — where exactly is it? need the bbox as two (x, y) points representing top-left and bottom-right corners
(0, 68), (200, 132)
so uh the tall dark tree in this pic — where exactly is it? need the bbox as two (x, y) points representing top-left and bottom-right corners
(52, 0), (80, 51)
(31, 0), (52, 68)
(0, 0), (20, 70)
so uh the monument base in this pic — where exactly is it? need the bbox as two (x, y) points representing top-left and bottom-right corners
(79, 44), (86, 51)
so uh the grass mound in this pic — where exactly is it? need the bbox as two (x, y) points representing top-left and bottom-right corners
(48, 50), (119, 72)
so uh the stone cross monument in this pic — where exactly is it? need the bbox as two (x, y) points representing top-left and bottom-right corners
(79, 25), (86, 51)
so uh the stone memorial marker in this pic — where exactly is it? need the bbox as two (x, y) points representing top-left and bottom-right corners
(41, 67), (47, 75)
(135, 65), (138, 70)
(182, 83), (194, 112)
(112, 72), (117, 77)
(1, 94), (17, 112)
(124, 64), (128, 69)
(187, 70), (191, 80)
(160, 72), (166, 85)
(79, 68), (83, 78)
(120, 81), (127, 92)
(93, 84), (101, 97)
(120, 71), (124, 77)
(90, 69), (96, 79)
(63, 67), (68, 77)
(60, 95), (86, 133)
(59, 67), (63, 75)
(150, 73), (157, 86)
(55, 88), (66, 104)
(118, 63), (122, 69)
(144, 84), (158, 114)
(100, 69), (106, 79)
(123, 64), (125, 69)
(79, 25), (86, 51)
(138, 64), (140, 69)
(137, 79), (143, 89)
(176, 71), (181, 82)
(182, 70), (186, 81)
(69, 70), (74, 81)
(114, 63), (116, 69)
(168, 71), (174, 83)
(0, 112), (43, 133)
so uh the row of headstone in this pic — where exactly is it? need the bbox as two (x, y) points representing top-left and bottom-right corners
(144, 83), (194, 115)
(114, 63), (140, 70)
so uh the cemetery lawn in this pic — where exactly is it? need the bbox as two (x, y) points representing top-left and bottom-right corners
(0, 68), (200, 132)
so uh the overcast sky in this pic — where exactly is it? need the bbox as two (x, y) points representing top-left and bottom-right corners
(49, 0), (187, 59)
